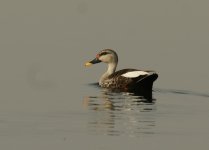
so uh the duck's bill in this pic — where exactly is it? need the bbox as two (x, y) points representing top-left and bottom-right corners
(85, 62), (93, 67)
(85, 58), (101, 67)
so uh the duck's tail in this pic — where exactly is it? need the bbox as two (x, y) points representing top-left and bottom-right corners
(130, 73), (158, 99)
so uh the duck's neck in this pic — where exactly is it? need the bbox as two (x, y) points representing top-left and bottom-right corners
(99, 62), (117, 85)
(106, 62), (117, 75)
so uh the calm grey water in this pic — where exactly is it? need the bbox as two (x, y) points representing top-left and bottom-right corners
(0, 1), (209, 150)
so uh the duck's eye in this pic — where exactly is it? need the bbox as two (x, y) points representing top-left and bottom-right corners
(100, 52), (108, 56)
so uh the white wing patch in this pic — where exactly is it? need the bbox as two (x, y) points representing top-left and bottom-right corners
(121, 71), (149, 78)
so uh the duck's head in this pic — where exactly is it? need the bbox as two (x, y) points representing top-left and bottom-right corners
(85, 49), (118, 67)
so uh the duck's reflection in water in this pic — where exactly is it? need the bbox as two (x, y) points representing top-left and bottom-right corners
(83, 89), (157, 137)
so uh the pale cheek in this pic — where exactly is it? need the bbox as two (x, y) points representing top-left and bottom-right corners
(109, 56), (113, 61)
(99, 55), (112, 63)
(99, 56), (105, 61)
(99, 57), (106, 63)
(99, 57), (103, 61)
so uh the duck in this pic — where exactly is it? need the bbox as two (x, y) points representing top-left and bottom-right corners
(85, 49), (158, 94)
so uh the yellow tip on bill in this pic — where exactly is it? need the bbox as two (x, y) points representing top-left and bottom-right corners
(85, 62), (92, 67)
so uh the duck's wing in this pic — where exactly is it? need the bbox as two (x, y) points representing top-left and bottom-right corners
(107, 69), (158, 89)
(109, 69), (156, 80)
(108, 69), (138, 78)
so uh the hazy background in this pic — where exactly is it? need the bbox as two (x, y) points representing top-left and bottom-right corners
(0, 0), (209, 150)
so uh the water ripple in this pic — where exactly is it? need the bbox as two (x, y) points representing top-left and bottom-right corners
(154, 88), (209, 98)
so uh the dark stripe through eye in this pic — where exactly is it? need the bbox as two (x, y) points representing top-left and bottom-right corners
(100, 52), (109, 56)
